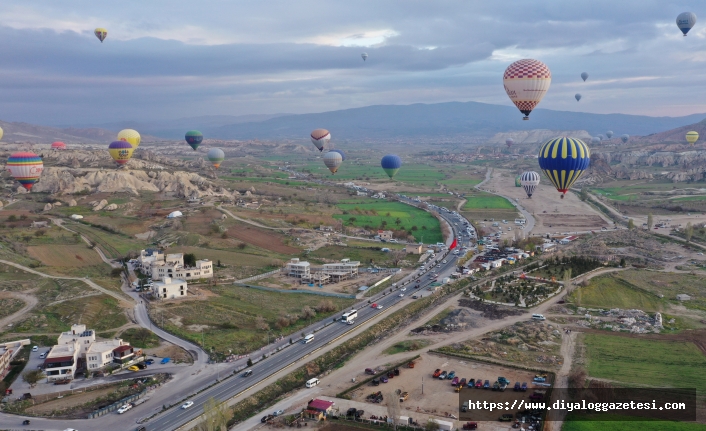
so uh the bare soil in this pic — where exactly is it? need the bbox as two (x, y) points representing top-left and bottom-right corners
(226, 224), (299, 254)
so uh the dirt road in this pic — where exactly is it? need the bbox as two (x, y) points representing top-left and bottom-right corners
(0, 291), (38, 328)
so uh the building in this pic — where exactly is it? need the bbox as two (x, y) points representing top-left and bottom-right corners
(31, 221), (49, 228)
(405, 244), (423, 254)
(377, 230), (394, 241)
(70, 214), (84, 220)
(305, 399), (335, 420)
(321, 258), (360, 281)
(151, 258), (213, 282)
(44, 342), (80, 382)
(676, 294), (691, 301)
(285, 258), (310, 278)
(319, 225), (334, 232)
(57, 324), (96, 357)
(0, 340), (29, 379)
(139, 248), (165, 270)
(151, 277), (188, 300)
(167, 210), (183, 218)
(112, 345), (136, 365)
(86, 339), (124, 370)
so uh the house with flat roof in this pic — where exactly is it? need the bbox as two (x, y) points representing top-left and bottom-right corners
(151, 277), (188, 300)
(0, 340), (29, 380)
(112, 345), (136, 365)
(44, 342), (80, 382)
(285, 258), (310, 278)
(86, 339), (124, 370)
(321, 258), (360, 281)
(406, 244), (423, 254)
(151, 258), (213, 282)
(57, 324), (96, 358)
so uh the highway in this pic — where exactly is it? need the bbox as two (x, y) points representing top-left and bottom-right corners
(145, 199), (472, 431)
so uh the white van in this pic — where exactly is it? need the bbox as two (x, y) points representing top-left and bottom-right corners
(303, 334), (315, 344)
(306, 378), (319, 388)
(532, 314), (546, 321)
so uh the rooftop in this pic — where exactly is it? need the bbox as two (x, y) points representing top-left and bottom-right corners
(308, 399), (334, 411)
(47, 343), (77, 359)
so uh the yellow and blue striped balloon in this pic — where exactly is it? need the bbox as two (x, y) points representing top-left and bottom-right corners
(538, 137), (590, 198)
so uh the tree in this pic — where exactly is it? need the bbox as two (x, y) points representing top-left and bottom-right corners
(7, 215), (17, 222)
(579, 187), (588, 202)
(22, 369), (43, 388)
(200, 397), (232, 431)
(685, 222), (694, 242)
(182, 253), (196, 268)
(387, 391), (401, 430)
(110, 268), (124, 277)
(619, 258), (626, 267)
(247, 358), (253, 366)
(647, 213), (653, 230)
(389, 249), (407, 267)
(562, 268), (573, 294)
(627, 219), (635, 230)
(425, 419), (440, 431)
(34, 229), (46, 237)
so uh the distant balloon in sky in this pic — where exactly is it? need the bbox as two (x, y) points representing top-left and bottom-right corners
(0, 127), (3, 141)
(506, 138), (514, 148)
(108, 141), (134, 166)
(520, 171), (540, 198)
(591, 136), (600, 145)
(381, 154), (402, 179)
(538, 137), (590, 199)
(361, 53), (368, 61)
(575, 93), (582, 102)
(597, 134), (605, 141)
(207, 148), (225, 169)
(185, 130), (203, 151)
(94, 28), (108, 43)
(310, 129), (330, 152)
(581, 72), (588, 82)
(621, 134), (629, 144)
(117, 129), (141, 148)
(686, 131), (699, 146)
(51, 141), (67, 150)
(323, 151), (343, 174)
(606, 131), (613, 139)
(676, 12), (697, 36)
(503, 59), (551, 120)
(7, 152), (44, 191)
(330, 149), (346, 161)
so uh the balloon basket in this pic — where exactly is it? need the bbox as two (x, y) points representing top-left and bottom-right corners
(522, 117), (529, 121)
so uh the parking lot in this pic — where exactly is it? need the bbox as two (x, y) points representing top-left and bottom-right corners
(341, 352), (550, 430)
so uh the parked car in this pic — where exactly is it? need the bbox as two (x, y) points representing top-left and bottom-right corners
(261, 414), (274, 423)
(521, 382), (528, 392)
(127, 366), (140, 372)
(432, 369), (441, 378)
(145, 359), (154, 365)
(273, 409), (284, 416)
(469, 378), (475, 386)
(365, 368), (376, 375)
(32, 346), (38, 352)
(181, 401), (194, 409)
(447, 371), (456, 379)
(483, 380), (490, 389)
(372, 379), (380, 386)
(462, 422), (478, 430)
(160, 358), (170, 364)
(439, 371), (448, 379)
(381, 376), (389, 383)
(346, 408), (357, 416)
(514, 382), (521, 391)
(355, 410), (364, 418)
(451, 377), (460, 386)
(117, 403), (133, 414)
(475, 379), (483, 388)
(136, 363), (146, 370)
(492, 381), (500, 391)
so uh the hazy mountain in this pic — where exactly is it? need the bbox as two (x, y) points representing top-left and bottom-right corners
(209, 101), (706, 143)
(635, 117), (706, 144)
(0, 120), (160, 144)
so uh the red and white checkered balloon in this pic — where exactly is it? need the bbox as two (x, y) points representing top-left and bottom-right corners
(503, 59), (551, 120)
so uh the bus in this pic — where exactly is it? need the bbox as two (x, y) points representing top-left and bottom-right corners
(341, 309), (358, 323)
(306, 378), (320, 388)
(303, 334), (315, 343)
(531, 314), (546, 321)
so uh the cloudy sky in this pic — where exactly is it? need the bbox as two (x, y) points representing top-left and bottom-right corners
(2, 0), (706, 125)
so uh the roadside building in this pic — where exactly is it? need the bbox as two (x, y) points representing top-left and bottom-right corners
(31, 221), (49, 228)
(44, 342), (80, 382)
(321, 258), (360, 281)
(139, 248), (165, 270)
(377, 230), (394, 240)
(285, 258), (310, 278)
(112, 345), (136, 366)
(57, 324), (96, 357)
(0, 340), (29, 379)
(405, 244), (423, 254)
(151, 258), (213, 282)
(305, 399), (335, 420)
(151, 277), (188, 300)
(86, 339), (124, 370)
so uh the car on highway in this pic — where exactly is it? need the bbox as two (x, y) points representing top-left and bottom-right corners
(273, 409), (284, 416)
(398, 293), (404, 297)
(128, 366), (140, 372)
(376, 304), (383, 309)
(181, 401), (194, 409)
(401, 287), (406, 291)
(242, 369), (253, 377)
(442, 260), (447, 264)
(117, 403), (132, 414)
(347, 320), (355, 325)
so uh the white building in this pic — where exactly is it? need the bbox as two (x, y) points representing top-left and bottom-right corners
(285, 258), (310, 278)
(321, 258), (360, 280)
(167, 211), (183, 218)
(70, 214), (83, 220)
(139, 248), (165, 270)
(151, 258), (213, 282)
(57, 324), (95, 358)
(44, 342), (80, 382)
(152, 277), (188, 300)
(86, 339), (125, 370)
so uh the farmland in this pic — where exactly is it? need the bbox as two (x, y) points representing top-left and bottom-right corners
(563, 415), (705, 431)
(569, 275), (664, 312)
(583, 333), (706, 392)
(150, 284), (356, 354)
(308, 245), (401, 266)
(27, 244), (105, 267)
(296, 160), (448, 187)
(460, 191), (519, 221)
(334, 200), (442, 243)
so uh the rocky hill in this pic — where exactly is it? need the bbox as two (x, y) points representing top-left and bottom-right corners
(0, 120), (163, 144)
(487, 129), (592, 144)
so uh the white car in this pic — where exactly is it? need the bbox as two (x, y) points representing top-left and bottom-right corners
(117, 404), (132, 414)
(347, 320), (355, 325)
(442, 260), (447, 264)
(181, 401), (194, 409)
(401, 287), (407, 292)
(32, 346), (38, 352)
(376, 305), (383, 310)
(399, 293), (404, 297)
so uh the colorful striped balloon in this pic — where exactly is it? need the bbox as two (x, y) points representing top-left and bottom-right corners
(108, 141), (134, 166)
(7, 152), (44, 191)
(537, 137), (590, 198)
(51, 141), (67, 150)
(686, 131), (699, 146)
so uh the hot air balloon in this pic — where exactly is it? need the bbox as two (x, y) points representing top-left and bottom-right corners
(575, 93), (582, 102)
(581, 72), (589, 82)
(520, 171), (540, 198)
(591, 136), (600, 145)
(185, 130), (203, 151)
(597, 134), (605, 141)
(323, 151), (343, 174)
(330, 149), (346, 161)
(606, 131), (613, 139)
(361, 53), (368, 61)
(108, 141), (134, 166)
(686, 131), (699, 146)
(94, 28), (108, 43)
(677, 12), (697, 36)
(310, 129), (330, 152)
(514, 175), (522, 187)
(207, 148), (225, 169)
(537, 137), (590, 199)
(7, 152), (44, 191)
(117, 129), (141, 148)
(506, 138), (514, 148)
(0, 126), (4, 141)
(381, 154), (402, 179)
(51, 141), (67, 150)
(621, 134), (629, 144)
(503, 59), (552, 120)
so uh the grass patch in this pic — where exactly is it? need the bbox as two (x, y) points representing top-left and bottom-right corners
(570, 275), (664, 312)
(382, 339), (432, 355)
(463, 194), (515, 210)
(119, 328), (160, 349)
(334, 201), (442, 243)
(308, 245), (396, 266)
(13, 295), (127, 334)
(583, 333), (706, 392)
(563, 414), (705, 431)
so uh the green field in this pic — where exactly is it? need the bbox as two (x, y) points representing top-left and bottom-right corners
(296, 160), (447, 186)
(570, 274), (664, 312)
(309, 245), (399, 266)
(153, 284), (356, 354)
(563, 415), (705, 431)
(463, 194), (515, 210)
(583, 333), (706, 392)
(334, 201), (442, 243)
